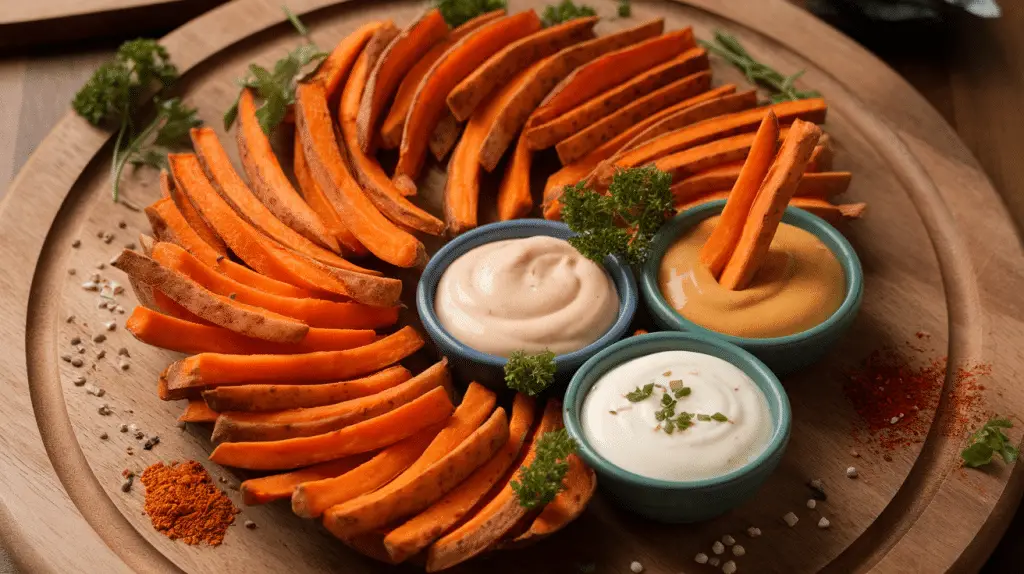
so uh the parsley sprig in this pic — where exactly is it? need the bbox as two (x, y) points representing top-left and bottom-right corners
(617, 0), (631, 17)
(435, 0), (507, 27)
(625, 383), (654, 402)
(962, 418), (1019, 468)
(541, 1), (596, 27)
(699, 31), (821, 104)
(72, 39), (200, 202)
(511, 428), (578, 509)
(504, 350), (557, 396)
(224, 8), (327, 134)
(562, 165), (674, 266)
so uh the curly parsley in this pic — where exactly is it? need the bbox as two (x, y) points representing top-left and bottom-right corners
(561, 165), (674, 266)
(511, 428), (578, 509)
(504, 350), (557, 396)
(435, 0), (507, 27)
(962, 418), (1019, 468)
(72, 39), (198, 202)
(541, 1), (596, 27)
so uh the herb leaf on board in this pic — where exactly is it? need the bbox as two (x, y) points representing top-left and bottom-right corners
(541, 1), (596, 27)
(699, 30), (821, 104)
(962, 418), (1019, 468)
(435, 0), (507, 27)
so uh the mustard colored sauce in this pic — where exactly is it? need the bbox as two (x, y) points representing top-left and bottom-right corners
(658, 217), (845, 338)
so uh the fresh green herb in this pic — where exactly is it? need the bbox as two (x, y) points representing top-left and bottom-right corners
(697, 414), (712, 422)
(504, 350), (557, 396)
(561, 165), (674, 265)
(673, 386), (691, 398)
(72, 39), (196, 202)
(711, 412), (729, 422)
(511, 428), (578, 509)
(617, 0), (631, 17)
(435, 0), (507, 27)
(961, 418), (1019, 468)
(699, 30), (821, 104)
(223, 7), (327, 134)
(541, 1), (596, 27)
(625, 383), (655, 402)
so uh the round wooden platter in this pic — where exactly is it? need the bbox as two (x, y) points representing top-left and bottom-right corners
(2, 0), (1023, 572)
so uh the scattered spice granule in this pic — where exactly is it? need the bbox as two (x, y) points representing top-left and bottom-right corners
(99, 432), (108, 440)
(140, 461), (239, 546)
(118, 220), (127, 229)
(808, 479), (827, 500)
(73, 376), (86, 387)
(98, 405), (113, 416)
(244, 519), (257, 530)
(143, 436), (160, 450)
(629, 560), (643, 573)
(93, 333), (107, 343)
(71, 239), (81, 248)
(846, 467), (858, 478)
(883, 454), (893, 462)
(68, 268), (76, 275)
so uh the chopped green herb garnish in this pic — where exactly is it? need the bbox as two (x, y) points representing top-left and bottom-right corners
(673, 386), (692, 398)
(625, 383), (655, 402)
(72, 39), (196, 202)
(699, 31), (821, 104)
(504, 349), (556, 396)
(223, 7), (327, 134)
(608, 410), (618, 415)
(561, 165), (674, 266)
(697, 414), (712, 422)
(711, 412), (729, 422)
(541, 0), (596, 27)
(961, 418), (1018, 468)
(511, 428), (578, 509)
(435, 0), (507, 27)
(617, 0), (631, 17)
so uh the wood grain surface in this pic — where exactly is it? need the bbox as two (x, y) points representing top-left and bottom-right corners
(0, 1), (1022, 573)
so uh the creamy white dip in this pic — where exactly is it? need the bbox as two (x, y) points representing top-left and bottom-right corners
(434, 236), (618, 357)
(581, 350), (772, 481)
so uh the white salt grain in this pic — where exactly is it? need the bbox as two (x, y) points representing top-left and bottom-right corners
(722, 560), (737, 574)
(818, 517), (831, 529)
(846, 466), (858, 478)
(746, 527), (761, 538)
(806, 499), (817, 509)
(712, 541), (725, 555)
(709, 558), (720, 567)
(695, 553), (709, 564)
(630, 561), (643, 573)
(722, 535), (735, 546)
(783, 512), (799, 527)
(732, 545), (745, 557)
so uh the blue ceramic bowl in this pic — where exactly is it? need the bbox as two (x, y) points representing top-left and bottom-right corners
(640, 200), (864, 374)
(564, 331), (791, 523)
(416, 219), (638, 387)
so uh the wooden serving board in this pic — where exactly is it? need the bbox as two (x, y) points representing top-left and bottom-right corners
(2, 0), (1023, 572)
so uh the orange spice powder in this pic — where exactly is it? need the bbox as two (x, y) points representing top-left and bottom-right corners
(141, 461), (239, 546)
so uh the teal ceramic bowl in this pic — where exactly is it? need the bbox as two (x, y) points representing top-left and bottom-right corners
(640, 200), (863, 374)
(563, 332), (791, 523)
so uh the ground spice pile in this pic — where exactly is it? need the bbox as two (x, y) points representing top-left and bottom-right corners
(844, 348), (990, 451)
(140, 461), (239, 546)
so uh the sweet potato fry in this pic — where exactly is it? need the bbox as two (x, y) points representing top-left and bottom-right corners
(210, 386), (453, 470)
(445, 60), (541, 234)
(236, 90), (341, 252)
(165, 326), (424, 391)
(719, 119), (822, 290)
(293, 128), (368, 256)
(677, 193), (866, 224)
(507, 453), (595, 546)
(525, 47), (710, 150)
(653, 127), (792, 183)
(325, 408), (509, 537)
(341, 35), (446, 236)
(541, 87), (748, 219)
(700, 112), (780, 278)
(163, 168), (228, 257)
(293, 427), (442, 518)
(126, 307), (379, 355)
(202, 366), (412, 412)
(601, 98), (827, 184)
(112, 249), (309, 343)
(210, 360), (450, 443)
(145, 196), (222, 266)
(179, 399), (219, 423)
(478, 18), (664, 172)
(158, 170), (173, 199)
(395, 11), (542, 189)
(169, 153), (402, 306)
(193, 126), (354, 266)
(295, 83), (427, 268)
(447, 16), (597, 122)
(356, 10), (448, 152)
(151, 241), (399, 329)
(554, 69), (713, 164)
(380, 10), (505, 150)
(808, 139), (833, 172)
(384, 394), (536, 563)
(675, 169), (851, 203)
(312, 21), (384, 103)
(528, 27), (694, 128)
(496, 132), (533, 221)
(428, 112), (462, 164)
(424, 399), (563, 572)
(240, 454), (374, 505)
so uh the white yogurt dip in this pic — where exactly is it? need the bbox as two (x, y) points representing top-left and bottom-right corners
(581, 350), (772, 481)
(434, 236), (618, 357)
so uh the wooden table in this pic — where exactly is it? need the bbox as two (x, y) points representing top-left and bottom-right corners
(0, 2), (1020, 572)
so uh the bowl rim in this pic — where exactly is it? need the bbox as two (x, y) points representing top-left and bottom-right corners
(563, 331), (792, 489)
(415, 219), (638, 368)
(640, 200), (864, 349)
